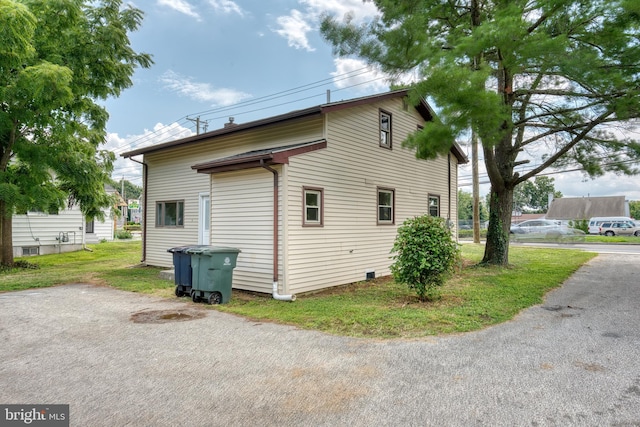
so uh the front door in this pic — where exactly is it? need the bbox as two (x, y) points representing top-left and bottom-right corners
(199, 194), (210, 244)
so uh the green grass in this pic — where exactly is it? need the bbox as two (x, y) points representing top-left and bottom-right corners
(0, 241), (596, 339)
(583, 235), (640, 243)
(217, 244), (596, 338)
(0, 241), (173, 296)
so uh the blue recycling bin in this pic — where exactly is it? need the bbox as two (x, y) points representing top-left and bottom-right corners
(167, 245), (209, 298)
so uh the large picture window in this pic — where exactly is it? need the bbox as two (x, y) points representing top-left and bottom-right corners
(379, 109), (392, 149)
(303, 187), (323, 226)
(156, 200), (184, 227)
(377, 188), (395, 224)
(429, 194), (440, 217)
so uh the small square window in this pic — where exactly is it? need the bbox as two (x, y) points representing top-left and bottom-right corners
(303, 187), (323, 226)
(156, 200), (184, 227)
(429, 195), (440, 217)
(378, 188), (394, 224)
(379, 110), (392, 149)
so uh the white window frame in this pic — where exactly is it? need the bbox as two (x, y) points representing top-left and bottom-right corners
(377, 187), (395, 225)
(379, 109), (392, 149)
(303, 187), (323, 227)
(429, 194), (440, 217)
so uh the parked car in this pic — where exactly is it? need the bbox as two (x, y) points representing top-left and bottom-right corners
(598, 221), (640, 237)
(510, 219), (585, 242)
(588, 216), (635, 234)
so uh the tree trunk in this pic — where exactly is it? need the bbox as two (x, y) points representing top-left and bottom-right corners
(481, 186), (513, 265)
(0, 200), (14, 266)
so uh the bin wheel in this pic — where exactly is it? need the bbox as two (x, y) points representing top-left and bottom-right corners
(191, 290), (199, 303)
(175, 286), (183, 298)
(208, 292), (222, 305)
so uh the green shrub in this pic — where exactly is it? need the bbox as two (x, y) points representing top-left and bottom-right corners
(569, 219), (589, 233)
(391, 215), (460, 301)
(114, 230), (132, 240)
(458, 228), (487, 239)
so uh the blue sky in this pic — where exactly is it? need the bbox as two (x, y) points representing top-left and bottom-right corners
(105, 0), (640, 201)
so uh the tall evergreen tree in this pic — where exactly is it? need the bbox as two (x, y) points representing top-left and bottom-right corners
(321, 0), (640, 264)
(0, 0), (152, 265)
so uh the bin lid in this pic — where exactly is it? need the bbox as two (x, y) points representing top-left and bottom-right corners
(185, 246), (241, 255)
(167, 245), (211, 253)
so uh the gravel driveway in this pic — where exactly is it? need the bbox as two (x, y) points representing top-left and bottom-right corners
(1, 253), (639, 426)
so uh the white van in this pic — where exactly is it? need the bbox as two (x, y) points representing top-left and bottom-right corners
(588, 216), (635, 234)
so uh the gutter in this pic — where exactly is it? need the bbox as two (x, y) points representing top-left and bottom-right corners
(260, 160), (296, 302)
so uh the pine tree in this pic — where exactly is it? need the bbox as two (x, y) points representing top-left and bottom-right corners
(321, 0), (640, 264)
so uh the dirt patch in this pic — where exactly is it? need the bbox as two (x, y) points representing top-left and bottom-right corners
(130, 309), (207, 324)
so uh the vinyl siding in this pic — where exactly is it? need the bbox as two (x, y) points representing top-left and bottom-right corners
(211, 168), (280, 293)
(285, 98), (458, 294)
(12, 208), (84, 257)
(143, 117), (323, 268)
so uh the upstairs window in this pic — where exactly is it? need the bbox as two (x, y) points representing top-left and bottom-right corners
(378, 188), (395, 224)
(156, 200), (184, 227)
(379, 110), (392, 149)
(303, 187), (323, 226)
(429, 195), (440, 217)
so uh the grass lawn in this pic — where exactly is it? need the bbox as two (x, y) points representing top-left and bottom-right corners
(0, 241), (596, 339)
(0, 241), (173, 297)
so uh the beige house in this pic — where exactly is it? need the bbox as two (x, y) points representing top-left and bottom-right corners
(123, 90), (467, 298)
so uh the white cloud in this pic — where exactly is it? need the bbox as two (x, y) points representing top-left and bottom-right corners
(106, 123), (195, 184)
(275, 10), (315, 51)
(330, 58), (389, 92)
(159, 70), (252, 106)
(300, 0), (378, 23)
(157, 0), (200, 20)
(209, 0), (244, 16)
(273, 0), (379, 51)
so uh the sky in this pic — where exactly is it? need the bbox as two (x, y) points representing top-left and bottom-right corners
(104, 0), (640, 201)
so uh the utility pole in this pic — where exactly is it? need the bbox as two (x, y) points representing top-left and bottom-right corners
(186, 116), (209, 135)
(472, 130), (481, 244)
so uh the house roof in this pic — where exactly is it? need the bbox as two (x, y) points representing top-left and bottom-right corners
(121, 89), (468, 163)
(546, 196), (628, 220)
(192, 140), (327, 174)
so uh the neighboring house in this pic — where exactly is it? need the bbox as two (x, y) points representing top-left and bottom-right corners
(12, 185), (122, 257)
(546, 196), (630, 221)
(511, 213), (546, 224)
(122, 89), (468, 297)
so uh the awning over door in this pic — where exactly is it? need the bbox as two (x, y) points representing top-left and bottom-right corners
(192, 139), (327, 174)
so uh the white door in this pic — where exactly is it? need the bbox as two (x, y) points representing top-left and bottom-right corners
(199, 193), (210, 244)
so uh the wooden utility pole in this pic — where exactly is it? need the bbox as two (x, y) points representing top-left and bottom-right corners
(472, 130), (481, 243)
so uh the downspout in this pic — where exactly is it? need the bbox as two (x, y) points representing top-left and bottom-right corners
(448, 153), (452, 222)
(128, 157), (147, 263)
(260, 160), (296, 301)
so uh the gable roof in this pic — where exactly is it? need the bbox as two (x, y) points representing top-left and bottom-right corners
(546, 196), (628, 219)
(121, 89), (468, 163)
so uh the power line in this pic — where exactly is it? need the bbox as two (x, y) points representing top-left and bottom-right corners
(111, 66), (383, 155)
(458, 158), (640, 187)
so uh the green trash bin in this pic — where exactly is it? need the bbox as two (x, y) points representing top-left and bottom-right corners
(186, 246), (241, 304)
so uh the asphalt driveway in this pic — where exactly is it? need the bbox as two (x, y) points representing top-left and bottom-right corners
(1, 253), (639, 426)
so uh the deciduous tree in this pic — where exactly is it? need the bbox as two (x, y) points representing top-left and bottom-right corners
(513, 176), (562, 213)
(321, 0), (640, 264)
(0, 0), (152, 265)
